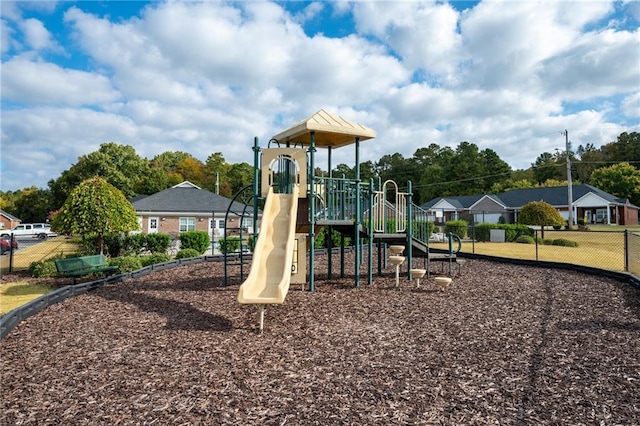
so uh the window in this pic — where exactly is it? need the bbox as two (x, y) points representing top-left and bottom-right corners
(179, 217), (196, 232)
(241, 218), (252, 229)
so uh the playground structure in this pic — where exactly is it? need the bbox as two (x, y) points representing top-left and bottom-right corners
(231, 110), (462, 330)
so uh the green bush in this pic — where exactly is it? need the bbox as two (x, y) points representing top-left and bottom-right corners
(140, 253), (171, 266)
(577, 218), (585, 226)
(179, 231), (210, 254)
(315, 228), (351, 248)
(412, 220), (435, 240)
(29, 260), (58, 278)
(219, 237), (241, 254)
(81, 234), (100, 255)
(445, 220), (467, 238)
(176, 248), (201, 259)
(515, 235), (535, 244)
(146, 233), (171, 253)
(473, 223), (533, 242)
(536, 238), (554, 245)
(108, 256), (142, 273)
(103, 233), (125, 257)
(123, 233), (146, 255)
(82, 233), (127, 256)
(474, 223), (493, 242)
(551, 238), (578, 247)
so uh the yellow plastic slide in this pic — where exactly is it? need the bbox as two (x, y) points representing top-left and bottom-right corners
(237, 186), (299, 305)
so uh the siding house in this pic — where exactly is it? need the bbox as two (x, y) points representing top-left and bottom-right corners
(421, 184), (638, 226)
(130, 181), (258, 239)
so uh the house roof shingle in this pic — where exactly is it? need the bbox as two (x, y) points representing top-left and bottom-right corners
(131, 182), (254, 214)
(420, 184), (637, 210)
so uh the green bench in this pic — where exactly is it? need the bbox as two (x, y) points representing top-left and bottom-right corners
(55, 254), (119, 284)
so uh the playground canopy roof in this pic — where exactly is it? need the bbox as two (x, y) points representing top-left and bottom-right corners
(271, 109), (376, 149)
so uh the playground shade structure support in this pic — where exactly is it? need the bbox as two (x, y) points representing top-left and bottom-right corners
(237, 186), (299, 311)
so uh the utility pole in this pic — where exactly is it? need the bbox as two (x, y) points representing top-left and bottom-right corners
(215, 172), (219, 195)
(562, 129), (573, 230)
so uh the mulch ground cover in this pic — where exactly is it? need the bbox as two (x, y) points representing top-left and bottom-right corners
(1, 253), (639, 425)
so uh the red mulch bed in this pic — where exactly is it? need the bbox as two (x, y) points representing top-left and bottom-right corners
(1, 253), (639, 425)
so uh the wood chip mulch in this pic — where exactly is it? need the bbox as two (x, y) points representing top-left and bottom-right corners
(1, 253), (639, 425)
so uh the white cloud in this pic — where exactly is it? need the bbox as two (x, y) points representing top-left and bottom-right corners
(0, 1), (23, 22)
(1, 57), (120, 106)
(539, 28), (640, 99)
(19, 17), (59, 51)
(1, 0), (638, 191)
(294, 2), (324, 24)
(353, 1), (463, 79)
(622, 92), (640, 118)
(1, 19), (14, 53)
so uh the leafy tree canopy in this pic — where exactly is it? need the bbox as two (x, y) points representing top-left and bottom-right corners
(590, 162), (640, 207)
(48, 142), (150, 207)
(51, 177), (139, 254)
(518, 200), (565, 237)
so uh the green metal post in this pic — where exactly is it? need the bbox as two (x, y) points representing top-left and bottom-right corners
(407, 181), (413, 278)
(354, 137), (361, 287)
(309, 132), (316, 292)
(368, 178), (374, 285)
(340, 233), (345, 278)
(327, 146), (332, 279)
(253, 137), (260, 250)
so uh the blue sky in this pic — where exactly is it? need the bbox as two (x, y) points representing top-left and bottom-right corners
(1, 0), (639, 191)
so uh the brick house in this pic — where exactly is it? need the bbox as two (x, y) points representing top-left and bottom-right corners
(421, 184), (639, 226)
(130, 181), (259, 240)
(0, 210), (21, 231)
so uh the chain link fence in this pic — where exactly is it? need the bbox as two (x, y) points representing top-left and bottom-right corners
(627, 231), (640, 276)
(3, 228), (639, 278)
(1, 236), (83, 274)
(428, 226), (636, 275)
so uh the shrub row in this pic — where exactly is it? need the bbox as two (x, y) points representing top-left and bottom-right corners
(515, 236), (579, 247)
(474, 223), (535, 242)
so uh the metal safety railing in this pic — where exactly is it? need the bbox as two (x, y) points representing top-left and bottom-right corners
(312, 176), (361, 221)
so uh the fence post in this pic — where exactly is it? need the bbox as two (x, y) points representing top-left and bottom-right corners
(9, 234), (15, 273)
(624, 229), (629, 272)
(535, 229), (539, 261)
(471, 226), (475, 253)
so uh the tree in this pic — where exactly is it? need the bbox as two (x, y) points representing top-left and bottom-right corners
(518, 201), (565, 238)
(479, 148), (512, 190)
(51, 177), (139, 254)
(532, 152), (563, 184)
(11, 187), (53, 223)
(175, 157), (206, 187)
(203, 152), (232, 195)
(489, 179), (535, 194)
(574, 143), (606, 183)
(228, 162), (254, 196)
(601, 132), (640, 166)
(49, 142), (150, 207)
(590, 162), (640, 207)
(332, 163), (355, 179)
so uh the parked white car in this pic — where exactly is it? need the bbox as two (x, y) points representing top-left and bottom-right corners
(1, 223), (57, 240)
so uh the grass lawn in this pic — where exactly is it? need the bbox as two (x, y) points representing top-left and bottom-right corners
(0, 281), (52, 315)
(432, 228), (629, 271)
(0, 237), (82, 272)
(1, 236), (82, 316)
